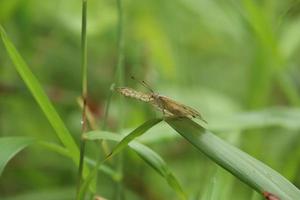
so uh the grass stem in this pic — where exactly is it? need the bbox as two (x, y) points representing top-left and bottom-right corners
(91, 0), (125, 198)
(76, 0), (88, 199)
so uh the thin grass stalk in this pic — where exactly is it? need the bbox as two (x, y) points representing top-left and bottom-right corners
(102, 0), (125, 129)
(91, 0), (125, 198)
(90, 91), (112, 198)
(115, 0), (125, 198)
(76, 0), (88, 199)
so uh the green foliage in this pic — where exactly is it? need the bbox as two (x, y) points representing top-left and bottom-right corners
(0, 26), (81, 168)
(84, 130), (187, 200)
(1, 0), (300, 199)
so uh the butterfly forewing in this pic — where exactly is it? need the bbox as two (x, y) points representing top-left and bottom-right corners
(116, 87), (154, 102)
(158, 96), (204, 119)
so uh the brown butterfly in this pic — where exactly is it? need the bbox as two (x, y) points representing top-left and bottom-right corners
(116, 77), (207, 123)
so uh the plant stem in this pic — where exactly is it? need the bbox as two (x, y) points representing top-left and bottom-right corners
(91, 0), (125, 198)
(115, 0), (125, 198)
(102, 0), (125, 129)
(76, 0), (88, 199)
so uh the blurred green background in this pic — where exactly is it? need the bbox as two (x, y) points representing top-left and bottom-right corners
(1, 0), (300, 199)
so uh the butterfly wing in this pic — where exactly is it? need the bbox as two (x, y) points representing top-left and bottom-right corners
(158, 96), (207, 123)
(116, 87), (154, 102)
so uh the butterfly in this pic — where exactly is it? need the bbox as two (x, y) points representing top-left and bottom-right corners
(116, 77), (207, 123)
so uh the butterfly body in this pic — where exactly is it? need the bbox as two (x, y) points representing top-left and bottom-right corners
(116, 87), (206, 123)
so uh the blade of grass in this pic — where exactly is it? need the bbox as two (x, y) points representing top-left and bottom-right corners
(0, 26), (89, 176)
(0, 137), (118, 186)
(114, 0), (125, 198)
(166, 117), (300, 200)
(38, 141), (71, 158)
(105, 118), (163, 160)
(77, 0), (89, 198)
(131, 141), (187, 200)
(37, 141), (118, 179)
(78, 118), (162, 199)
(84, 131), (187, 200)
(91, 0), (126, 196)
(139, 108), (300, 144)
(0, 137), (35, 176)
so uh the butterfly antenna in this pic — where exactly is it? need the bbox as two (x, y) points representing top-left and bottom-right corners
(131, 76), (154, 93)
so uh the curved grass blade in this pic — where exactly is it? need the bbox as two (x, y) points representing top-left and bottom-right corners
(105, 118), (163, 160)
(138, 108), (300, 144)
(0, 137), (35, 176)
(165, 117), (300, 200)
(84, 131), (187, 200)
(0, 26), (88, 174)
(131, 141), (186, 200)
(38, 141), (117, 178)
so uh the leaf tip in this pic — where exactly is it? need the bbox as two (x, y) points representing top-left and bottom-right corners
(104, 152), (113, 162)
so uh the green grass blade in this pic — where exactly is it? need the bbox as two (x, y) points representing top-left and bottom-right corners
(105, 118), (163, 159)
(84, 131), (187, 200)
(0, 26), (82, 169)
(165, 117), (300, 200)
(0, 137), (35, 176)
(37, 141), (72, 158)
(37, 141), (118, 179)
(77, 0), (89, 197)
(77, 166), (96, 200)
(130, 141), (187, 200)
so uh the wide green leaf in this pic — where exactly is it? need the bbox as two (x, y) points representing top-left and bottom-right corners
(0, 137), (35, 176)
(84, 131), (187, 200)
(165, 117), (300, 200)
(138, 108), (300, 144)
(38, 141), (117, 179)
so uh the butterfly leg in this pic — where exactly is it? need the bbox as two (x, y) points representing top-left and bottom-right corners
(158, 100), (168, 118)
(160, 105), (167, 119)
